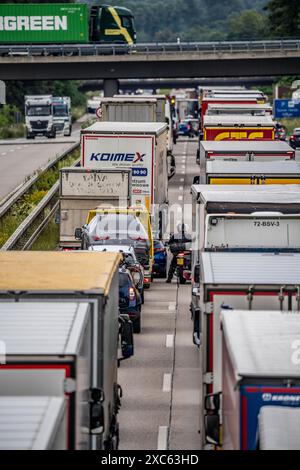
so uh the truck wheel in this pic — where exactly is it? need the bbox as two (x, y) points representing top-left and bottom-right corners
(133, 311), (141, 334)
(26, 132), (34, 140)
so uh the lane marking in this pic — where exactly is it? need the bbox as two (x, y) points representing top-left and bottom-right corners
(179, 186), (183, 191)
(168, 302), (176, 311)
(178, 195), (183, 201)
(1, 152), (6, 156)
(166, 334), (174, 348)
(180, 178), (184, 182)
(163, 373), (172, 392)
(181, 170), (185, 174)
(157, 426), (168, 450)
(181, 165), (185, 169)
(9, 149), (15, 152)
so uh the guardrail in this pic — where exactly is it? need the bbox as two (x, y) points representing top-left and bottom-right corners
(0, 39), (300, 57)
(0, 145), (80, 251)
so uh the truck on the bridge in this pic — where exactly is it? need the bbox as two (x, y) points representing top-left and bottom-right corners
(194, 252), (300, 450)
(52, 96), (72, 136)
(80, 122), (169, 239)
(205, 310), (300, 450)
(202, 114), (275, 141)
(0, 3), (136, 45)
(0, 251), (131, 450)
(59, 167), (132, 249)
(25, 95), (56, 139)
(196, 140), (295, 166)
(202, 160), (300, 185)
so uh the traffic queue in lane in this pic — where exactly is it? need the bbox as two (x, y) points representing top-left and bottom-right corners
(192, 86), (300, 450)
(0, 93), (176, 450)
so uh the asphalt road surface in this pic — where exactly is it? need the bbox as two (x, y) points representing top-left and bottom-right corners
(118, 139), (202, 450)
(0, 116), (86, 203)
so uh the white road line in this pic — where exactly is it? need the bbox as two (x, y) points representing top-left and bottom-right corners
(162, 373), (172, 392)
(168, 302), (176, 311)
(17, 147), (22, 150)
(181, 170), (185, 174)
(166, 334), (174, 348)
(1, 152), (6, 156)
(9, 149), (15, 152)
(181, 165), (185, 169)
(178, 195), (183, 201)
(179, 186), (183, 191)
(157, 426), (168, 450)
(180, 178), (184, 182)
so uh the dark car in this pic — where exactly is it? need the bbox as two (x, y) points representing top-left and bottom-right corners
(153, 240), (167, 278)
(289, 128), (300, 149)
(177, 122), (191, 137)
(119, 268), (142, 334)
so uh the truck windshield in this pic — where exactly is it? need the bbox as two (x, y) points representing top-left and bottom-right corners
(53, 105), (68, 117)
(26, 105), (51, 116)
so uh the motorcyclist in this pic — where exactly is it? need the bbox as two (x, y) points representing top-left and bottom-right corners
(166, 222), (191, 283)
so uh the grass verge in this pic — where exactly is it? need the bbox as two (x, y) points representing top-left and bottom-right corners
(0, 147), (79, 248)
(30, 217), (59, 251)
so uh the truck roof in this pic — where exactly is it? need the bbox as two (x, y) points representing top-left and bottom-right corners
(116, 94), (166, 100)
(0, 252), (120, 296)
(192, 184), (300, 205)
(206, 160), (300, 175)
(203, 114), (275, 126)
(259, 407), (300, 450)
(0, 396), (65, 450)
(221, 310), (300, 378)
(201, 252), (300, 285)
(207, 103), (272, 111)
(200, 140), (293, 153)
(81, 121), (167, 135)
(101, 97), (157, 104)
(0, 302), (90, 355)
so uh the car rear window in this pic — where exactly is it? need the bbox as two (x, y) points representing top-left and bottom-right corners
(119, 272), (132, 288)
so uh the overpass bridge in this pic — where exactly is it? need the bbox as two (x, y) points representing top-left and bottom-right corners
(1, 40), (299, 95)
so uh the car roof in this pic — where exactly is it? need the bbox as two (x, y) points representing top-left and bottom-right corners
(89, 245), (134, 254)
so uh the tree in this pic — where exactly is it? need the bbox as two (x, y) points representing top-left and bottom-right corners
(265, 0), (300, 38)
(227, 10), (268, 40)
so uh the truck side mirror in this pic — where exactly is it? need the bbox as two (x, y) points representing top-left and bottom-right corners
(119, 314), (134, 361)
(193, 176), (200, 185)
(89, 387), (105, 435)
(194, 264), (200, 284)
(205, 392), (221, 412)
(204, 414), (220, 446)
(74, 227), (83, 240)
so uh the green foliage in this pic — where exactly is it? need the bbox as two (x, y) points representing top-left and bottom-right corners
(228, 10), (268, 40)
(265, 0), (300, 38)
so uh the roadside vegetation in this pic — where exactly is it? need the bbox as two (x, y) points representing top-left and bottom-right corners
(0, 148), (79, 248)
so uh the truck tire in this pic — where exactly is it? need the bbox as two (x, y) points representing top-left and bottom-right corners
(133, 310), (141, 334)
(26, 131), (34, 140)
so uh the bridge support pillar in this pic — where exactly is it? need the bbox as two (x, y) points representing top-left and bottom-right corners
(103, 78), (119, 97)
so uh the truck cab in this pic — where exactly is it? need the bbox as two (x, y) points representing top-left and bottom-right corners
(25, 95), (56, 139)
(52, 96), (72, 136)
(89, 5), (136, 45)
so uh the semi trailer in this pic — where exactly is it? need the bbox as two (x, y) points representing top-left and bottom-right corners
(196, 140), (294, 166)
(80, 122), (169, 238)
(193, 251), (300, 427)
(0, 251), (132, 450)
(202, 114), (275, 141)
(207, 310), (300, 450)
(0, 3), (136, 46)
(202, 160), (300, 185)
(59, 168), (131, 249)
(0, 397), (67, 450)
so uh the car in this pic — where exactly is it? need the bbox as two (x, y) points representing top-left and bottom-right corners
(289, 127), (300, 149)
(177, 122), (191, 137)
(153, 240), (167, 278)
(119, 267), (142, 334)
(89, 244), (145, 303)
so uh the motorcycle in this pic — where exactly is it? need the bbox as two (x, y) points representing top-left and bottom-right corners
(176, 249), (192, 284)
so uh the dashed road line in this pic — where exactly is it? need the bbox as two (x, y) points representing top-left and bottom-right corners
(157, 426), (168, 450)
(178, 195), (183, 201)
(163, 373), (172, 392)
(166, 334), (174, 348)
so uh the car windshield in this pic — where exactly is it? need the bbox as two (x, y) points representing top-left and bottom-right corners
(87, 213), (149, 244)
(53, 104), (68, 117)
(27, 105), (51, 116)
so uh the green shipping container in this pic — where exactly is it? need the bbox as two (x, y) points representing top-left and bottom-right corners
(0, 3), (89, 44)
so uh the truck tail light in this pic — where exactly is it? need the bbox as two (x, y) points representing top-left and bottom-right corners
(144, 276), (151, 284)
(128, 287), (136, 301)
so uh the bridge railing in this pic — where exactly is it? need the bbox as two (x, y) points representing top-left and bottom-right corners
(0, 39), (300, 57)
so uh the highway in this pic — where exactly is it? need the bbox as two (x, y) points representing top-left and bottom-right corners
(119, 138), (202, 450)
(0, 117), (86, 203)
